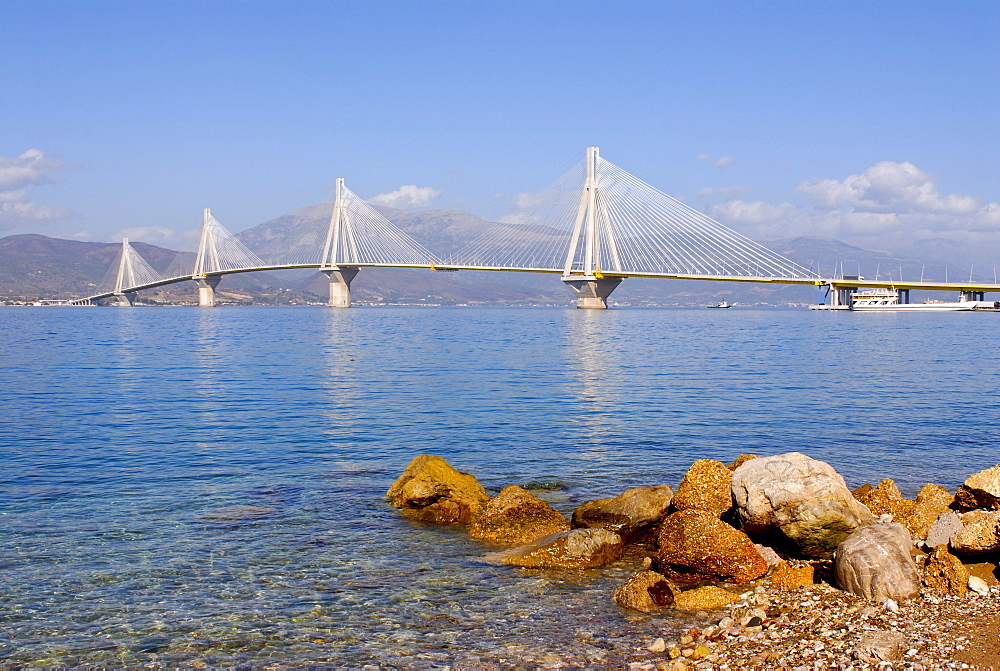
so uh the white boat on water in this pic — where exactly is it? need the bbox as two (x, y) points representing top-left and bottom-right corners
(707, 299), (731, 309)
(849, 288), (999, 312)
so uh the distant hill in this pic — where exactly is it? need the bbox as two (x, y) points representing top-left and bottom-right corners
(1, 204), (991, 305)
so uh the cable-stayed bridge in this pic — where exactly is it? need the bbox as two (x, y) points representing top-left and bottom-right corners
(75, 148), (999, 309)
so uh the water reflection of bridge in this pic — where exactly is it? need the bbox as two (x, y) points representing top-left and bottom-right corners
(75, 148), (999, 309)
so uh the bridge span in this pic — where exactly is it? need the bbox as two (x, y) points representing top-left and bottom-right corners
(75, 148), (999, 309)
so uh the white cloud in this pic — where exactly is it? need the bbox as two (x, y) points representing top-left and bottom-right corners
(696, 186), (750, 200)
(0, 149), (73, 230)
(695, 153), (733, 169)
(368, 184), (442, 209)
(704, 161), (999, 256)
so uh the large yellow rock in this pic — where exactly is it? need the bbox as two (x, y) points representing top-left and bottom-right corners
(483, 528), (623, 568)
(656, 509), (768, 583)
(901, 483), (954, 541)
(672, 459), (733, 518)
(955, 464), (1000, 510)
(922, 545), (969, 596)
(673, 585), (741, 612)
(572, 485), (673, 542)
(385, 454), (489, 524)
(468, 485), (570, 545)
(612, 570), (675, 613)
(854, 479), (916, 520)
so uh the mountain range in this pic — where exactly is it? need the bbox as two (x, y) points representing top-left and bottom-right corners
(1, 204), (992, 306)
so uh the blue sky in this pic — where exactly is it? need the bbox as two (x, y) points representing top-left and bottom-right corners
(2, 0), (997, 263)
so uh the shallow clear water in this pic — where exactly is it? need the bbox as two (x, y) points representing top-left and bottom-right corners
(1, 306), (997, 666)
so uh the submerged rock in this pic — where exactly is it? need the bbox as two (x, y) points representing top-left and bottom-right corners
(656, 509), (768, 583)
(468, 485), (570, 545)
(955, 464), (1000, 510)
(731, 452), (875, 558)
(385, 454), (489, 524)
(483, 528), (623, 568)
(571, 485), (673, 542)
(612, 570), (675, 613)
(672, 459), (733, 518)
(200, 505), (277, 521)
(833, 521), (920, 602)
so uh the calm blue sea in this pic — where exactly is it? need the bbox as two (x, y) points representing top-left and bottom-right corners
(1, 306), (997, 666)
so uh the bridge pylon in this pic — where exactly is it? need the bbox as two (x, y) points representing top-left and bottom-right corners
(562, 147), (623, 309)
(111, 238), (159, 306)
(320, 178), (359, 307)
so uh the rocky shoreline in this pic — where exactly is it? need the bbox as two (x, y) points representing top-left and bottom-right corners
(385, 452), (1000, 668)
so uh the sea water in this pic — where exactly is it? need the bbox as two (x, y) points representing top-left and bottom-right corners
(1, 307), (997, 666)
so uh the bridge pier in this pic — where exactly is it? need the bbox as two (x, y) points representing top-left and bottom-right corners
(961, 290), (985, 302)
(196, 276), (222, 307)
(323, 267), (360, 308)
(562, 277), (623, 309)
(827, 284), (854, 308)
(112, 291), (138, 307)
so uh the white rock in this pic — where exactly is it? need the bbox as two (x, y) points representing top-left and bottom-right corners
(968, 575), (990, 596)
(923, 512), (962, 549)
(647, 637), (667, 653)
(883, 598), (899, 613)
(834, 522), (920, 602)
(731, 452), (875, 558)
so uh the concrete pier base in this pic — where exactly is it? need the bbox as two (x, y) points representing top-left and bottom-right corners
(112, 292), (138, 307)
(827, 284), (854, 308)
(562, 277), (623, 309)
(196, 276), (222, 308)
(323, 267), (360, 308)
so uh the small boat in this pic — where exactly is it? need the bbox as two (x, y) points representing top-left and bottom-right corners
(707, 299), (731, 309)
(850, 288), (998, 312)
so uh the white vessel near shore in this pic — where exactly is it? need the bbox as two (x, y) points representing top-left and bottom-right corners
(845, 288), (998, 312)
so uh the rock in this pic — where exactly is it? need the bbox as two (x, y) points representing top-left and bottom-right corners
(200, 505), (277, 521)
(672, 459), (733, 517)
(647, 637), (667, 653)
(968, 575), (991, 596)
(833, 521), (920, 602)
(902, 484), (955, 542)
(965, 562), (1000, 587)
(923, 512), (963, 550)
(766, 561), (814, 590)
(727, 454), (758, 470)
(385, 454), (489, 524)
(572, 485), (673, 542)
(689, 644), (710, 660)
(955, 463), (1000, 510)
(613, 570), (675, 613)
(754, 543), (783, 567)
(922, 545), (969, 596)
(482, 528), (623, 568)
(656, 509), (768, 583)
(950, 510), (1000, 555)
(854, 478), (915, 521)
(468, 485), (570, 544)
(854, 631), (906, 662)
(673, 585), (741, 612)
(731, 452), (875, 558)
